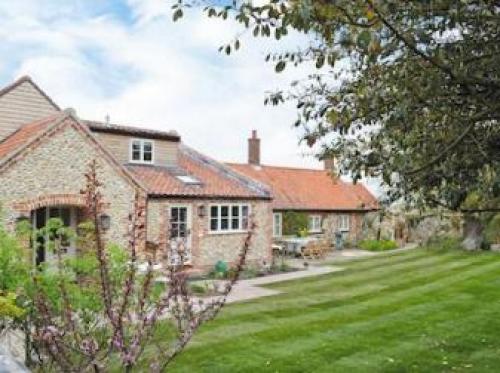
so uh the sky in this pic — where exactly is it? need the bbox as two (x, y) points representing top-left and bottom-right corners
(0, 0), (380, 194)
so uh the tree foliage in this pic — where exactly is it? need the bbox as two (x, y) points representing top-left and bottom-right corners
(174, 0), (500, 211)
(282, 211), (309, 236)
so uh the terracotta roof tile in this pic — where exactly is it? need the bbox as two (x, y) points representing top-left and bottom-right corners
(0, 114), (60, 160)
(127, 146), (271, 199)
(227, 163), (379, 211)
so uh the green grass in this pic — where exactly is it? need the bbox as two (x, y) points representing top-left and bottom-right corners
(167, 248), (500, 372)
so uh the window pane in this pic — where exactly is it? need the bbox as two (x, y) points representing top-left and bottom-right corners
(143, 142), (153, 152)
(221, 218), (229, 230)
(241, 206), (249, 229)
(232, 217), (239, 230)
(132, 141), (141, 150)
(232, 206), (239, 218)
(221, 206), (229, 217)
(171, 208), (178, 222)
(273, 213), (281, 236)
(170, 225), (178, 239)
(210, 206), (218, 218)
(179, 223), (187, 237)
(132, 150), (141, 161)
(143, 151), (152, 162)
(60, 208), (71, 227)
(210, 218), (218, 231)
(179, 208), (186, 221)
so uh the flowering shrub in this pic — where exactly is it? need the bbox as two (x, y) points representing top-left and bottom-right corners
(26, 160), (252, 372)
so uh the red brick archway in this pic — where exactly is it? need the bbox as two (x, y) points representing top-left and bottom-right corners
(12, 194), (86, 215)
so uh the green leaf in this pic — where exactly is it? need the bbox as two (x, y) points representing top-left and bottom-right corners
(173, 8), (183, 22)
(357, 30), (371, 50)
(275, 60), (286, 73)
(316, 54), (325, 69)
(253, 25), (260, 37)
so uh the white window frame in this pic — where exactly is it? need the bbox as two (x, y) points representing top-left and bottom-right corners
(129, 138), (155, 164)
(338, 214), (350, 231)
(273, 212), (283, 237)
(209, 204), (250, 234)
(308, 215), (322, 233)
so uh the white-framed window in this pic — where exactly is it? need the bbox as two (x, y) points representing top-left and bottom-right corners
(130, 139), (154, 164)
(308, 215), (322, 233)
(273, 212), (282, 237)
(209, 204), (250, 233)
(338, 214), (350, 231)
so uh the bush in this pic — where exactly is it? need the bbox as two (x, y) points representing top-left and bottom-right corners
(359, 239), (398, 251)
(0, 225), (29, 292)
(282, 211), (309, 236)
(425, 235), (463, 251)
(484, 214), (500, 245)
(189, 283), (208, 295)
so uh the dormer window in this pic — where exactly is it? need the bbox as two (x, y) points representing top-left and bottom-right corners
(130, 139), (154, 164)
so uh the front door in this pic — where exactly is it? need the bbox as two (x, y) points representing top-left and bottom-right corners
(169, 206), (192, 264)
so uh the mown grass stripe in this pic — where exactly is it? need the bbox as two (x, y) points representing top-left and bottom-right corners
(184, 255), (499, 351)
(165, 251), (500, 372)
(211, 251), (483, 324)
(175, 262), (500, 372)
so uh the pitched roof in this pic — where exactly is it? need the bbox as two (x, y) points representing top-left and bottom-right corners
(127, 146), (271, 199)
(227, 163), (379, 211)
(0, 112), (146, 192)
(84, 120), (180, 142)
(0, 76), (60, 110)
(0, 114), (61, 160)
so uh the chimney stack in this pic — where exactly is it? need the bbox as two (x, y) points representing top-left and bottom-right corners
(248, 130), (261, 166)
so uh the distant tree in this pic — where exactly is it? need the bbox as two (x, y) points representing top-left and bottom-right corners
(174, 0), (499, 212)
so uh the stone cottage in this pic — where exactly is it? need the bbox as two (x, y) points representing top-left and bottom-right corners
(0, 76), (272, 271)
(228, 131), (379, 245)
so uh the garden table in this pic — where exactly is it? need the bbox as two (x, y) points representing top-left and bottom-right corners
(280, 237), (318, 256)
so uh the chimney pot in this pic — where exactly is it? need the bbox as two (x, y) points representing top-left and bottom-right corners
(248, 130), (261, 165)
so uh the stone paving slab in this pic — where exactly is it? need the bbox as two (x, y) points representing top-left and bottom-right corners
(225, 266), (343, 303)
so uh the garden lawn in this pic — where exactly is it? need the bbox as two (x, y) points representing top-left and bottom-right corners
(168, 248), (500, 372)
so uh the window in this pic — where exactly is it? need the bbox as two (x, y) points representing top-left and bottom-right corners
(308, 215), (322, 233)
(338, 214), (350, 231)
(209, 204), (250, 233)
(176, 175), (201, 185)
(130, 139), (154, 164)
(273, 213), (282, 237)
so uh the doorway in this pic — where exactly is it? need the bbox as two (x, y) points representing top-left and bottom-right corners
(169, 205), (192, 264)
(31, 206), (78, 266)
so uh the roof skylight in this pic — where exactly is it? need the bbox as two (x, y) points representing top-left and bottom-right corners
(176, 175), (201, 185)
